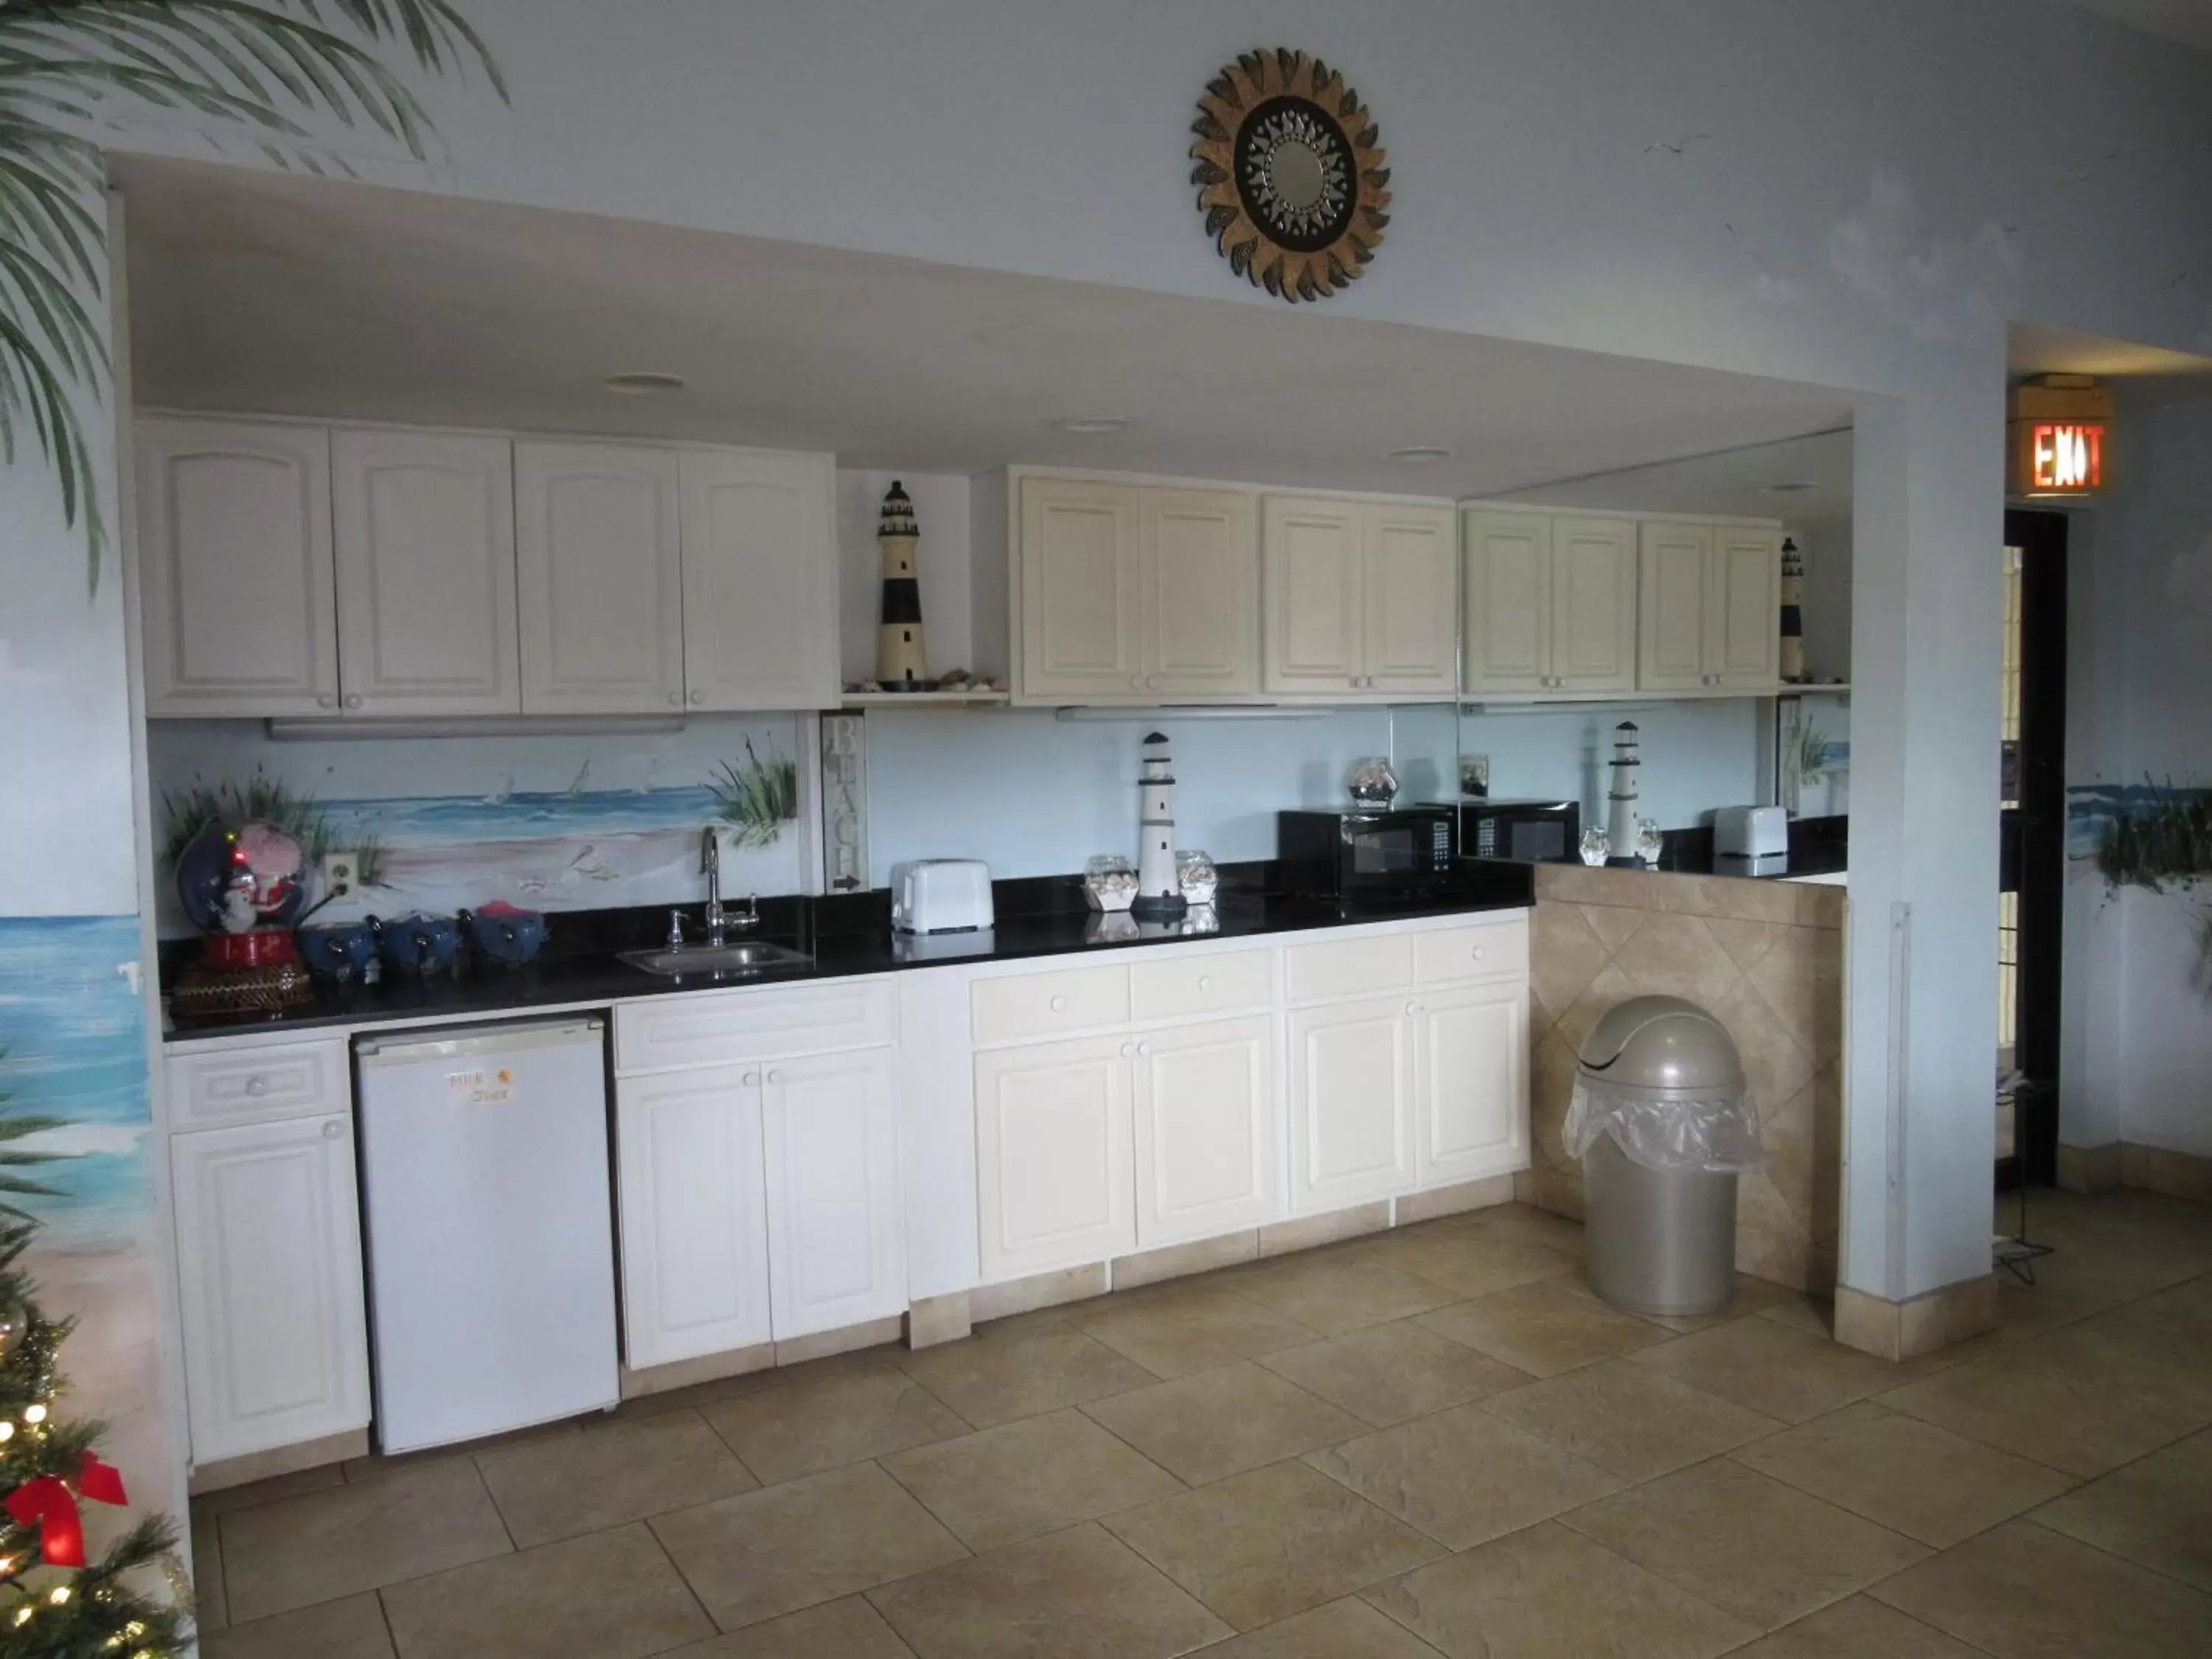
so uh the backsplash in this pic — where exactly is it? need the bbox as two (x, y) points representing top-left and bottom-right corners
(146, 717), (809, 938)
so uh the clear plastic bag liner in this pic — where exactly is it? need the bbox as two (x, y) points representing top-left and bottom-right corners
(1563, 1079), (1765, 1172)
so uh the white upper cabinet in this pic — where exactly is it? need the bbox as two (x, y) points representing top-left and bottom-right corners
(1637, 520), (1780, 693)
(1549, 516), (1639, 692)
(1362, 503), (1459, 694)
(1261, 496), (1365, 694)
(137, 417), (338, 717)
(333, 428), (520, 715)
(1017, 477), (1141, 699)
(1263, 495), (1454, 697)
(680, 448), (839, 712)
(1712, 525), (1783, 689)
(1138, 488), (1258, 696)
(515, 442), (685, 714)
(1638, 520), (1717, 692)
(1461, 509), (1552, 695)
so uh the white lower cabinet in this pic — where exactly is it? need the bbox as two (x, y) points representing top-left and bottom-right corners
(170, 1112), (370, 1464)
(1131, 1015), (1277, 1248)
(1413, 981), (1530, 1186)
(760, 1049), (906, 1340)
(973, 1033), (1136, 1281)
(615, 1063), (774, 1369)
(1287, 994), (1417, 1214)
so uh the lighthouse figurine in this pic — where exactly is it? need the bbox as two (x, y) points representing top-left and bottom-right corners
(875, 480), (932, 691)
(1604, 721), (1642, 866)
(1132, 732), (1187, 921)
(1778, 536), (1806, 684)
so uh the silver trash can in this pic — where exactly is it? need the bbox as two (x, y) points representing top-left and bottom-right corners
(1563, 995), (1762, 1318)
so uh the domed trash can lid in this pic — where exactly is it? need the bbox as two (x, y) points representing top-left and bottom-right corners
(1563, 995), (1763, 1172)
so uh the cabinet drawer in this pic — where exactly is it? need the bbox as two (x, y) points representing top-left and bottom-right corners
(615, 979), (894, 1074)
(168, 1039), (350, 1129)
(1413, 919), (1530, 985)
(1130, 949), (1273, 1022)
(972, 964), (1130, 1045)
(1285, 933), (1414, 1004)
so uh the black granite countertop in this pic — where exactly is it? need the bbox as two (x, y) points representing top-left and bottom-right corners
(161, 861), (1535, 1043)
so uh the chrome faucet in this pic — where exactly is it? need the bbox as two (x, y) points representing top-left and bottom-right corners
(700, 826), (726, 947)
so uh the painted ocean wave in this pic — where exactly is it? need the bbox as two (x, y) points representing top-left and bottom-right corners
(0, 915), (153, 1246)
(2067, 781), (2212, 863)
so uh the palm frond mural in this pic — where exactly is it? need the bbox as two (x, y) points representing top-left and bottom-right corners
(0, 1047), (69, 1222)
(0, 0), (505, 593)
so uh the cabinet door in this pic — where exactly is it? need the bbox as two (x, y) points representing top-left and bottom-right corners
(1130, 1015), (1277, 1248)
(515, 442), (685, 714)
(1712, 526), (1782, 689)
(1551, 516), (1638, 692)
(1362, 503), (1458, 694)
(1019, 478), (1141, 698)
(1413, 981), (1529, 1188)
(973, 1033), (1135, 1280)
(333, 428), (519, 714)
(136, 418), (338, 717)
(1138, 488), (1256, 696)
(1287, 995), (1416, 1214)
(616, 1065), (773, 1368)
(1461, 509), (1552, 695)
(170, 1114), (369, 1464)
(1637, 521), (1715, 692)
(759, 1048), (905, 1340)
(680, 448), (838, 711)
(1261, 496), (1363, 693)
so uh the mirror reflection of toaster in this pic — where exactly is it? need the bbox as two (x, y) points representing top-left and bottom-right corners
(891, 859), (995, 933)
(1714, 805), (1788, 858)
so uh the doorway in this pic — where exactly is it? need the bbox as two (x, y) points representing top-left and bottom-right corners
(1998, 508), (2067, 1189)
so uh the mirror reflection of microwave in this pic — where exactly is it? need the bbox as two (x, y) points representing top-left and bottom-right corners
(1462, 799), (1582, 863)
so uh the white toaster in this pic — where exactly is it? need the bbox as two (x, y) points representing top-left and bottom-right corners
(890, 859), (995, 933)
(1714, 804), (1789, 858)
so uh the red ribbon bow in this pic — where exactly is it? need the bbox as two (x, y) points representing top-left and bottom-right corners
(4, 1452), (129, 1568)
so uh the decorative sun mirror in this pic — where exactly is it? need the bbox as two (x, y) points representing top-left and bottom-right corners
(1190, 49), (1391, 302)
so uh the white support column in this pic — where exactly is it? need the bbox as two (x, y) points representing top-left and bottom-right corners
(1837, 374), (2008, 1356)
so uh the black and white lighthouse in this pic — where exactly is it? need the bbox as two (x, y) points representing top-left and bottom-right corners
(875, 480), (931, 689)
(1132, 731), (1187, 920)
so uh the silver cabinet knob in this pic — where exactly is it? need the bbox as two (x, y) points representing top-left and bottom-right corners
(1137, 1042), (1154, 1057)
(1197, 975), (1214, 991)
(1405, 1001), (1421, 1015)
(766, 1069), (784, 1085)
(1471, 945), (1486, 960)
(1120, 1042), (1136, 1058)
(1049, 995), (1068, 1012)
(321, 1119), (343, 1141)
(742, 1071), (760, 1086)
(689, 689), (705, 705)
(243, 1075), (269, 1097)
(1130, 675), (1145, 689)
(1146, 674), (1161, 689)
(344, 693), (363, 709)
(667, 692), (681, 706)
(316, 694), (335, 709)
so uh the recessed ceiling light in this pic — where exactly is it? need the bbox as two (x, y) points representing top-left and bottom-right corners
(1054, 416), (1133, 434)
(1388, 445), (1453, 462)
(1760, 481), (1819, 494)
(602, 372), (686, 395)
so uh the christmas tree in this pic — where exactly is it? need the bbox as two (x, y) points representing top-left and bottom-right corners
(0, 1054), (183, 1658)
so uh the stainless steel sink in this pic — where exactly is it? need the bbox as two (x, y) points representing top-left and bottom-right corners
(617, 941), (813, 978)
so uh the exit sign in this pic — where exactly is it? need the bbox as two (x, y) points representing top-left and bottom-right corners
(2009, 378), (2113, 498)
(2026, 421), (2104, 494)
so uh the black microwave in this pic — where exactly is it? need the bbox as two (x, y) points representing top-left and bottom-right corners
(1279, 807), (1456, 901)
(1461, 798), (1582, 863)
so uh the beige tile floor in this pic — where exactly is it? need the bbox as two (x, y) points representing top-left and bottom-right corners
(193, 1189), (2212, 1658)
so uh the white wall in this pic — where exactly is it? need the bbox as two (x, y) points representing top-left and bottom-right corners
(2061, 389), (2212, 1160)
(67, 0), (2212, 1310)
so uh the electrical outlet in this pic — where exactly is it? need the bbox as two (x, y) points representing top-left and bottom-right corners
(321, 850), (360, 902)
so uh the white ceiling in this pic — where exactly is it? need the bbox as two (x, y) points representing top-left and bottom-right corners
(2008, 321), (2212, 390)
(115, 156), (1859, 501)
(2060, 0), (2212, 52)
(1503, 428), (1854, 523)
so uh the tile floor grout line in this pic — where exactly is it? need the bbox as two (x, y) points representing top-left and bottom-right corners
(2017, 1510), (2212, 1601)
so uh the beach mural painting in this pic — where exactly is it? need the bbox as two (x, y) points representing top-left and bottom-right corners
(146, 716), (813, 937)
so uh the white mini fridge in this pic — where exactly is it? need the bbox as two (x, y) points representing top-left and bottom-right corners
(355, 1017), (619, 1453)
